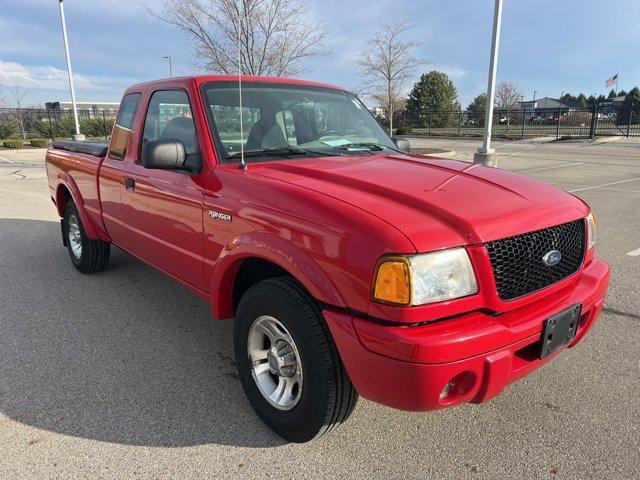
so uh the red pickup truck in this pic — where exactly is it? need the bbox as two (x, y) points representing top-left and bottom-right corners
(46, 75), (610, 442)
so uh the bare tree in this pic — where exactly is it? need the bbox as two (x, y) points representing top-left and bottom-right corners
(356, 20), (424, 133)
(0, 85), (7, 107)
(147, 0), (327, 76)
(495, 80), (523, 109)
(10, 82), (30, 140)
(494, 80), (523, 132)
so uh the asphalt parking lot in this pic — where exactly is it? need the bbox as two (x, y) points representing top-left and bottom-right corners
(1, 138), (639, 479)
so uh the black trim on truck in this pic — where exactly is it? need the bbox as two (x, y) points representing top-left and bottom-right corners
(52, 140), (109, 157)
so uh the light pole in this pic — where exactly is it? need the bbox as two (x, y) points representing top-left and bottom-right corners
(163, 56), (173, 77)
(474, 0), (503, 167)
(58, 0), (83, 140)
(532, 90), (538, 116)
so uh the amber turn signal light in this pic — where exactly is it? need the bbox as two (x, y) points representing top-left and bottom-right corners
(372, 258), (411, 305)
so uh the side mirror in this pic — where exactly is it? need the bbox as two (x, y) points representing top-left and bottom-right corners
(141, 139), (190, 171)
(392, 136), (411, 152)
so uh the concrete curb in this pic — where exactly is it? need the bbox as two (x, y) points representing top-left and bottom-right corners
(412, 148), (457, 158)
(0, 148), (49, 154)
(591, 136), (623, 145)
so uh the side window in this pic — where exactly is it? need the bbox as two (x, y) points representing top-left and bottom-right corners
(110, 93), (141, 159)
(143, 90), (199, 156)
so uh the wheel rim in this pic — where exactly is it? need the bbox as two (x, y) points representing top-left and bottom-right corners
(68, 214), (82, 259)
(247, 315), (303, 410)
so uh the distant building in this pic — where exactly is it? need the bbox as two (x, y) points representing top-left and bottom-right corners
(45, 101), (120, 119)
(598, 95), (626, 108)
(518, 97), (580, 113)
(369, 106), (385, 117)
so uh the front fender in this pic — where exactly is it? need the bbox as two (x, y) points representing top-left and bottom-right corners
(55, 173), (105, 241)
(210, 231), (347, 319)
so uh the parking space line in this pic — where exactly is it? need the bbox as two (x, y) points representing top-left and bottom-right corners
(519, 162), (583, 173)
(569, 177), (640, 193)
(0, 155), (14, 164)
(627, 248), (640, 257)
(601, 187), (640, 194)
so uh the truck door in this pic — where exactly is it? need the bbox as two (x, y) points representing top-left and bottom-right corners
(121, 88), (207, 292)
(99, 92), (142, 246)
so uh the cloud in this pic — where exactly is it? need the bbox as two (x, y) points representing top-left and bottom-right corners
(0, 60), (130, 92)
(430, 65), (469, 80)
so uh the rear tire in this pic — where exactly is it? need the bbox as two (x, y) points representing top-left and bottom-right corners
(234, 276), (357, 442)
(62, 201), (110, 274)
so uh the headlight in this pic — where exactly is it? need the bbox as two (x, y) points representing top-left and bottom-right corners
(372, 248), (478, 306)
(586, 212), (597, 250)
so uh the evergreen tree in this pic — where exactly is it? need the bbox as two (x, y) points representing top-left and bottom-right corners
(608, 89), (618, 99)
(466, 94), (487, 126)
(623, 87), (640, 125)
(576, 94), (588, 108)
(405, 71), (460, 127)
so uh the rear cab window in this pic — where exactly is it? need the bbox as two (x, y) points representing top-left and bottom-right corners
(110, 93), (141, 159)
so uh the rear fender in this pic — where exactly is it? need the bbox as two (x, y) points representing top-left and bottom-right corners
(55, 174), (105, 241)
(210, 231), (346, 319)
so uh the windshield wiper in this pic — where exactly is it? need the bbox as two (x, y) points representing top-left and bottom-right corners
(333, 143), (393, 152)
(227, 147), (308, 159)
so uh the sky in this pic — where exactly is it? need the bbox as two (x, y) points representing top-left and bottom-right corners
(1, 0), (639, 108)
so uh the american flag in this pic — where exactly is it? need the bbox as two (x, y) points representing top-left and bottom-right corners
(605, 73), (618, 87)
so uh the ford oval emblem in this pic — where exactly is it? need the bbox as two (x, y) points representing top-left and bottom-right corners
(542, 250), (562, 267)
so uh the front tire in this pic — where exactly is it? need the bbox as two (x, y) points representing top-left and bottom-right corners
(62, 201), (110, 274)
(234, 276), (357, 442)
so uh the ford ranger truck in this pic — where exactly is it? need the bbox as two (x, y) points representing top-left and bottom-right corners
(45, 76), (610, 443)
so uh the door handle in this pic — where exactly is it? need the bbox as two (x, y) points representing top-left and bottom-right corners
(124, 177), (135, 190)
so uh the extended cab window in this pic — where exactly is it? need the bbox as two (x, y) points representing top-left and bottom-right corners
(142, 90), (199, 157)
(110, 93), (141, 159)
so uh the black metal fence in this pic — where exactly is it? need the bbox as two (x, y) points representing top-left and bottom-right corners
(0, 108), (117, 140)
(2, 103), (638, 142)
(397, 103), (640, 139)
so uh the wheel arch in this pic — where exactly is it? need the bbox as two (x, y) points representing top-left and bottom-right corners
(55, 175), (103, 240)
(209, 233), (347, 319)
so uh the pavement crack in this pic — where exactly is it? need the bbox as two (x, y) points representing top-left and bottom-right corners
(602, 307), (640, 320)
(9, 170), (26, 180)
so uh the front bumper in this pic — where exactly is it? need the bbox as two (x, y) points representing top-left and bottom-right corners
(324, 259), (610, 411)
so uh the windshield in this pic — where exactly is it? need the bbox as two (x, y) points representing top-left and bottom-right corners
(202, 82), (397, 162)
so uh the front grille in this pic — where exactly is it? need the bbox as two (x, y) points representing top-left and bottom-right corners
(486, 219), (586, 301)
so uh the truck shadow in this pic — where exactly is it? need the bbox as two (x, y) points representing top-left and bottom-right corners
(0, 218), (286, 448)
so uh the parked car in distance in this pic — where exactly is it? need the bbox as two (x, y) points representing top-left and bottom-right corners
(45, 75), (610, 442)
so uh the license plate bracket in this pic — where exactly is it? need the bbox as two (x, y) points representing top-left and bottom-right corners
(540, 304), (582, 359)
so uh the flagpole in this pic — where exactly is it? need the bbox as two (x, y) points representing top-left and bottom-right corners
(58, 0), (84, 141)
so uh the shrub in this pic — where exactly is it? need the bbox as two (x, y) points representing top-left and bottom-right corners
(30, 138), (49, 148)
(395, 126), (413, 135)
(30, 117), (75, 138)
(0, 121), (19, 140)
(80, 118), (114, 138)
(3, 140), (24, 149)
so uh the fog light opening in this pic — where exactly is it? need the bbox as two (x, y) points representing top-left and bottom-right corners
(439, 371), (477, 404)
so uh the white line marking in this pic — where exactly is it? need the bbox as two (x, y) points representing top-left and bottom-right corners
(569, 177), (640, 193)
(600, 187), (640, 194)
(519, 162), (583, 173)
(627, 248), (640, 257)
(0, 155), (14, 164)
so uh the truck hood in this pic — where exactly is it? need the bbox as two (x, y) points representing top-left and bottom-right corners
(252, 154), (589, 252)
